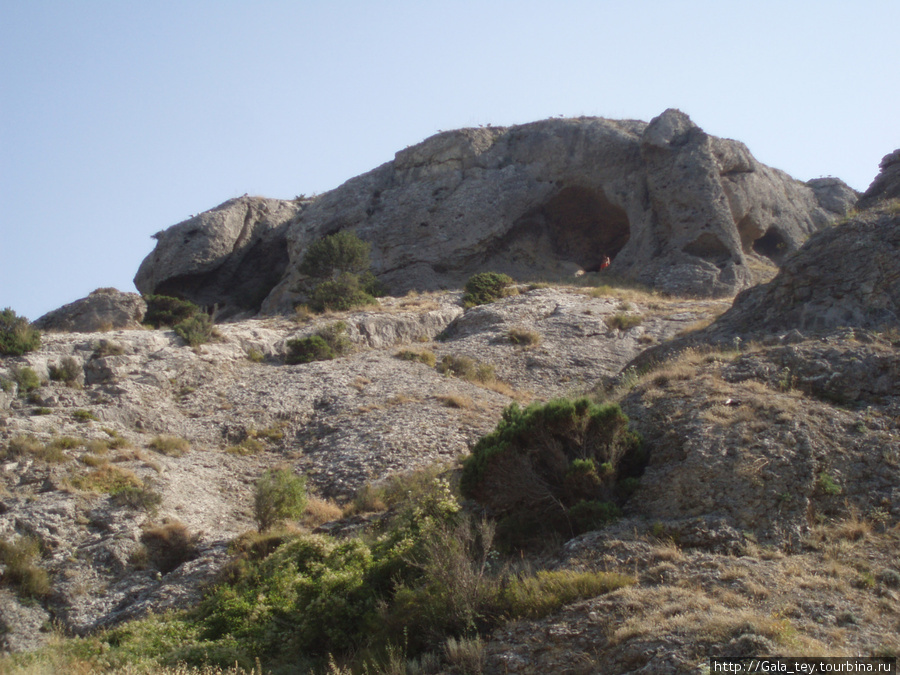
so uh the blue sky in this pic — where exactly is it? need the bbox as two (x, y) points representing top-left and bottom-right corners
(2, 0), (898, 320)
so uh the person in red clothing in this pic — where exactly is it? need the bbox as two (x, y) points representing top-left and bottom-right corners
(600, 255), (611, 270)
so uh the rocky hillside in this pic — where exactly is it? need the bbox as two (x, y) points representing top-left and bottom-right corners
(0, 139), (898, 673)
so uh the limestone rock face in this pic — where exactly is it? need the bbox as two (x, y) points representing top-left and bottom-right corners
(134, 196), (301, 320)
(857, 148), (900, 209)
(716, 211), (900, 334)
(33, 288), (146, 333)
(258, 110), (852, 312)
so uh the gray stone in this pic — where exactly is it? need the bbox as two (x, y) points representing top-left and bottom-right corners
(137, 112), (855, 317)
(134, 195), (302, 319)
(33, 288), (146, 333)
(857, 149), (900, 210)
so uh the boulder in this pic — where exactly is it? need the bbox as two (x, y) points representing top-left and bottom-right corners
(33, 288), (146, 333)
(715, 211), (900, 334)
(134, 196), (301, 320)
(857, 148), (900, 210)
(259, 110), (853, 312)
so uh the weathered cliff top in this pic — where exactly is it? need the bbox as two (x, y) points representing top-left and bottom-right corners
(135, 111), (857, 318)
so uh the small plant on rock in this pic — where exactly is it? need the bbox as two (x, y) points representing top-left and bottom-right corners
(0, 536), (51, 598)
(462, 272), (513, 307)
(143, 294), (202, 328)
(48, 356), (82, 384)
(254, 468), (308, 532)
(285, 321), (353, 364)
(174, 313), (217, 347)
(0, 307), (41, 356)
(12, 366), (41, 395)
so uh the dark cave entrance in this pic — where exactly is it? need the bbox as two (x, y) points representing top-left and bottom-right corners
(752, 227), (789, 264)
(528, 186), (631, 272)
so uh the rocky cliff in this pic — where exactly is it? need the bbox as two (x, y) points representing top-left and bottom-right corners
(136, 111), (856, 318)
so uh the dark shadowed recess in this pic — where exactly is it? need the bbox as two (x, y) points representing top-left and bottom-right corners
(505, 186), (631, 271)
(154, 237), (290, 320)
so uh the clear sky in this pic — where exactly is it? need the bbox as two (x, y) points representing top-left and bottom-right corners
(2, 0), (898, 320)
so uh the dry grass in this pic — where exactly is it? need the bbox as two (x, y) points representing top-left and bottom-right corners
(148, 435), (190, 457)
(301, 496), (344, 527)
(436, 393), (474, 409)
(386, 393), (420, 406)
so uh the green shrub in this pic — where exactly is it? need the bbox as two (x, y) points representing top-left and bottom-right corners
(254, 468), (308, 532)
(12, 366), (41, 395)
(460, 398), (642, 545)
(174, 314), (216, 347)
(309, 272), (379, 312)
(48, 356), (81, 383)
(299, 231), (383, 313)
(462, 272), (513, 307)
(285, 321), (352, 364)
(143, 294), (201, 328)
(299, 230), (372, 279)
(0, 536), (51, 598)
(0, 308), (41, 356)
(72, 409), (98, 423)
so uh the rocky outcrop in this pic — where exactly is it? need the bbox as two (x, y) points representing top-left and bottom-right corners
(857, 149), (900, 209)
(136, 112), (854, 317)
(715, 211), (900, 334)
(33, 288), (146, 333)
(257, 110), (853, 311)
(134, 196), (301, 320)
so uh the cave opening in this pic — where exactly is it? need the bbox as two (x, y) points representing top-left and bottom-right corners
(532, 186), (631, 272)
(752, 227), (789, 264)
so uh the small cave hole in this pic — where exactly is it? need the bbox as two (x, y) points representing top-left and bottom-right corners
(752, 227), (789, 264)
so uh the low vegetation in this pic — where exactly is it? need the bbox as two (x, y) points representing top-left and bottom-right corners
(0, 536), (51, 599)
(143, 295), (203, 329)
(254, 468), (308, 532)
(48, 356), (82, 384)
(285, 321), (353, 364)
(0, 307), (41, 356)
(148, 435), (191, 457)
(461, 397), (643, 547)
(298, 231), (384, 312)
(461, 271), (513, 307)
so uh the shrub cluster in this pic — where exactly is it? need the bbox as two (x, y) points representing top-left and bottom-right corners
(11, 366), (41, 395)
(298, 231), (384, 312)
(48, 356), (82, 384)
(460, 398), (643, 547)
(254, 468), (308, 532)
(0, 308), (41, 356)
(285, 321), (352, 364)
(143, 295), (201, 328)
(462, 272), (513, 307)
(144, 295), (216, 346)
(0, 536), (51, 598)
